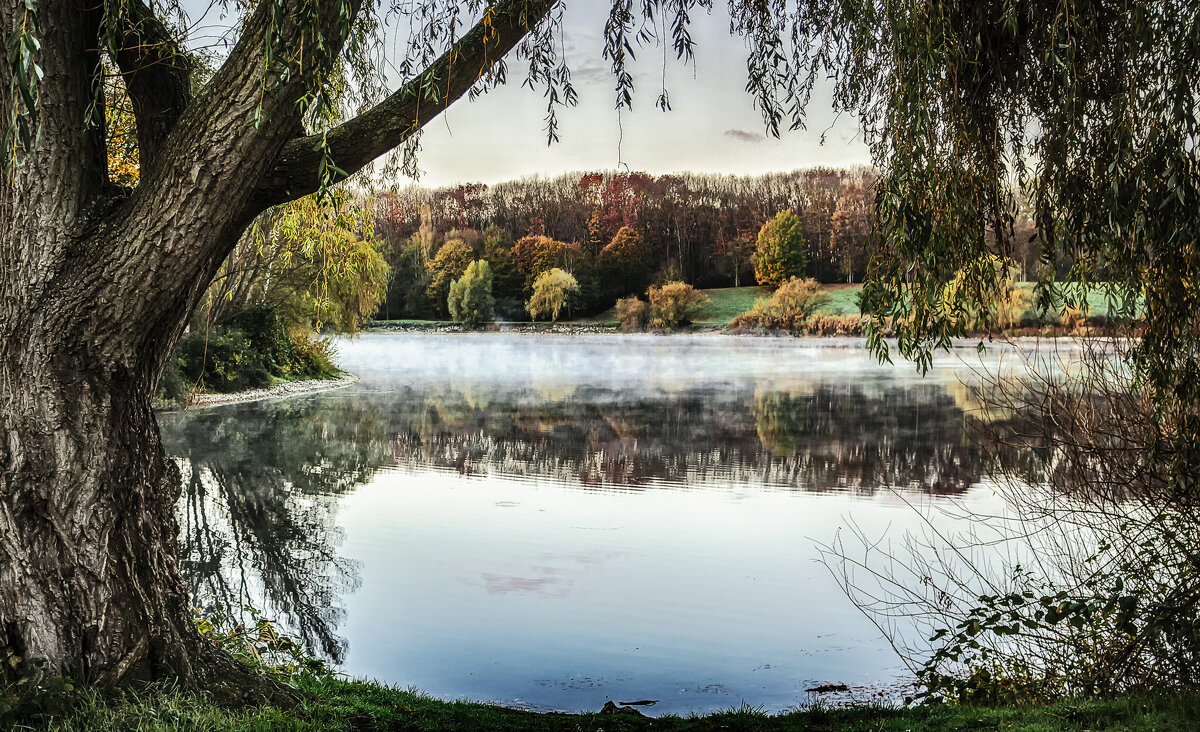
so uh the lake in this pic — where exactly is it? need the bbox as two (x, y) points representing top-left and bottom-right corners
(161, 332), (1054, 715)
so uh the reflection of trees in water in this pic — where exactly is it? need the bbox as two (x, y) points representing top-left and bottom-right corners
(161, 400), (390, 663)
(753, 385), (978, 494)
(157, 379), (1023, 666)
(371, 381), (997, 494)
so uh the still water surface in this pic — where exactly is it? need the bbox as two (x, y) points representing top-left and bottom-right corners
(161, 333), (1044, 715)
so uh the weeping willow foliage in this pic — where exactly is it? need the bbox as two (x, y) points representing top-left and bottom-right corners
(206, 193), (390, 334)
(756, 0), (1200, 488)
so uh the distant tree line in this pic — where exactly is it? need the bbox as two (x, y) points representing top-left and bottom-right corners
(371, 168), (1044, 322)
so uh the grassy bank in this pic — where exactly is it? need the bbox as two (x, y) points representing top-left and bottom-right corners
(6, 677), (1199, 731)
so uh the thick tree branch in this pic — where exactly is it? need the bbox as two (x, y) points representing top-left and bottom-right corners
(112, 0), (193, 168)
(76, 0), (393, 367)
(252, 0), (556, 209)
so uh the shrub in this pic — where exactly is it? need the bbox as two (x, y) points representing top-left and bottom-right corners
(447, 259), (495, 327)
(729, 277), (830, 332)
(289, 333), (338, 377)
(647, 281), (708, 330)
(526, 268), (580, 322)
(158, 305), (337, 404)
(177, 329), (271, 393)
(803, 313), (865, 336)
(157, 356), (190, 406)
(615, 296), (649, 331)
(753, 210), (807, 287)
(1060, 303), (1089, 331)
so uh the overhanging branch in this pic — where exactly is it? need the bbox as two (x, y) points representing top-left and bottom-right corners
(251, 0), (555, 209)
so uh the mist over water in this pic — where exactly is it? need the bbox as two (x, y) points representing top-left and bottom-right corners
(162, 333), (1052, 715)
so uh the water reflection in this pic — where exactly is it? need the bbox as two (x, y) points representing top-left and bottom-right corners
(370, 382), (982, 495)
(161, 401), (390, 662)
(159, 334), (1036, 714)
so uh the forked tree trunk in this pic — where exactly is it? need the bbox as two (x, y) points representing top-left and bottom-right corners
(0, 0), (552, 696)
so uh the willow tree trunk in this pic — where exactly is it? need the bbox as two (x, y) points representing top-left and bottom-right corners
(0, 299), (251, 691)
(0, 114), (287, 693)
(0, 0), (552, 693)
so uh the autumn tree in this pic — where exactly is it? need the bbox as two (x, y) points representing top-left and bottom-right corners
(598, 226), (654, 297)
(798, 168), (845, 281)
(103, 68), (139, 187)
(425, 239), (475, 318)
(511, 235), (577, 286)
(715, 228), (757, 287)
(526, 268), (579, 322)
(829, 182), (872, 284)
(753, 210), (807, 287)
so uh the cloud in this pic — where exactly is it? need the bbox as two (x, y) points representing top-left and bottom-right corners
(570, 59), (613, 85)
(723, 129), (766, 143)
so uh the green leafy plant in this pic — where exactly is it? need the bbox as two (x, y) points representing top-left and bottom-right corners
(447, 259), (495, 327)
(194, 605), (333, 681)
(753, 210), (807, 287)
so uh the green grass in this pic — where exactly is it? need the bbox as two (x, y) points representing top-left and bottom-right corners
(6, 677), (1200, 731)
(816, 285), (864, 317)
(693, 285), (864, 324)
(695, 282), (1139, 326)
(692, 286), (773, 323)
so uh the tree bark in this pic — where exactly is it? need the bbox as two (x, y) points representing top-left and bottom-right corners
(0, 0), (554, 698)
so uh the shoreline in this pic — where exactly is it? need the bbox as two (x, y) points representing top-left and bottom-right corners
(157, 372), (359, 412)
(367, 319), (1120, 341)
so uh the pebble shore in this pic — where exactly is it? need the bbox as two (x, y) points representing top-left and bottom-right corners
(158, 373), (359, 412)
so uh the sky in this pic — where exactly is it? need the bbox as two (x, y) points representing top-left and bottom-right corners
(183, 2), (872, 189)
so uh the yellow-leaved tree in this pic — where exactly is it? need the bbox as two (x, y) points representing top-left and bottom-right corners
(526, 268), (579, 322)
(753, 210), (807, 287)
(204, 193), (390, 334)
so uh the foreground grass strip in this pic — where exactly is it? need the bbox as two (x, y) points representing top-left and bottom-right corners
(7, 677), (1200, 731)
